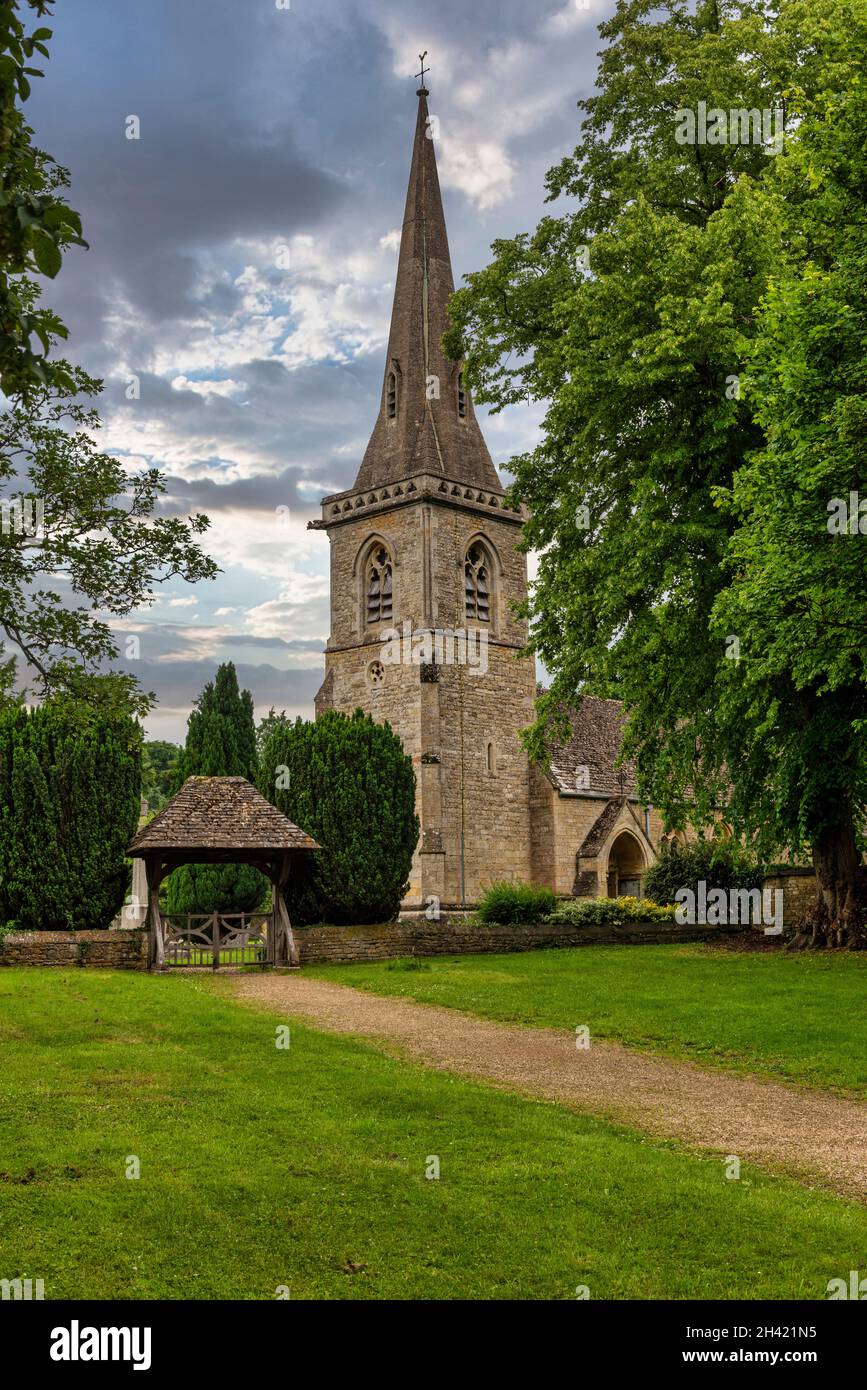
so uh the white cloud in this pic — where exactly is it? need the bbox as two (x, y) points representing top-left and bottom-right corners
(171, 374), (248, 398)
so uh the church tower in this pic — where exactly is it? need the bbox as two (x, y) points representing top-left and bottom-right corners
(310, 78), (536, 909)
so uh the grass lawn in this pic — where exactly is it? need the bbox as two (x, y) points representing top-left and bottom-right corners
(0, 969), (865, 1300)
(305, 944), (867, 1097)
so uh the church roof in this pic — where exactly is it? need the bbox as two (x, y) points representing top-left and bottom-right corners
(545, 695), (639, 799)
(352, 85), (502, 495)
(128, 777), (320, 855)
(577, 799), (626, 856)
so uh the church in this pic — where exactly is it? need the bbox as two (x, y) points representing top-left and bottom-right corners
(310, 81), (671, 910)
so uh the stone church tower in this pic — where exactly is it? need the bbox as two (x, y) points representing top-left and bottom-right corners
(311, 81), (537, 909)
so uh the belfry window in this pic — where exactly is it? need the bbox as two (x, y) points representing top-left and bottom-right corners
(457, 372), (467, 418)
(366, 547), (393, 624)
(387, 372), (397, 420)
(465, 544), (490, 622)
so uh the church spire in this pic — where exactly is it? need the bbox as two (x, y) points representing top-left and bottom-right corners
(352, 75), (502, 494)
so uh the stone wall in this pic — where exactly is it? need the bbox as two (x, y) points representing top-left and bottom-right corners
(0, 929), (148, 969)
(293, 918), (737, 964)
(762, 868), (818, 929)
(0, 920), (739, 970)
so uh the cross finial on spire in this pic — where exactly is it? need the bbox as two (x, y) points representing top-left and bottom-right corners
(416, 50), (429, 94)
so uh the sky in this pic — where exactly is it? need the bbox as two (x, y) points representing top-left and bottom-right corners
(26, 0), (608, 742)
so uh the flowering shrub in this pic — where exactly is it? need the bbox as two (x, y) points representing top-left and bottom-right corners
(544, 896), (677, 927)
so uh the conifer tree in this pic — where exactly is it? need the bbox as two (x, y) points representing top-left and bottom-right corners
(259, 709), (418, 925)
(0, 695), (140, 930)
(165, 663), (266, 915)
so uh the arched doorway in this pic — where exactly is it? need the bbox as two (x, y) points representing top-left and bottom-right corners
(606, 830), (647, 898)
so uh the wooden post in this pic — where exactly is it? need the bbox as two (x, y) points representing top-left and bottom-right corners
(145, 857), (167, 971)
(211, 911), (219, 971)
(266, 853), (295, 966)
(274, 852), (298, 967)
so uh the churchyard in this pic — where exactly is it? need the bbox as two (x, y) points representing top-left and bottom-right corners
(1, 952), (865, 1301)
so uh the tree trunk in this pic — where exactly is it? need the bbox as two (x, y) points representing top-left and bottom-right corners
(791, 818), (866, 949)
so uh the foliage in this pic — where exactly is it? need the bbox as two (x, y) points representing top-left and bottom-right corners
(445, 0), (865, 941)
(545, 896), (678, 927)
(476, 880), (556, 925)
(643, 839), (763, 906)
(0, 692), (141, 930)
(0, 640), (21, 710)
(165, 663), (265, 915)
(258, 708), (419, 925)
(255, 705), (287, 759)
(708, 6), (867, 943)
(0, 366), (217, 712)
(0, 1), (87, 398)
(141, 740), (180, 812)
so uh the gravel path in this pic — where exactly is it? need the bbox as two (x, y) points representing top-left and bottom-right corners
(232, 974), (867, 1200)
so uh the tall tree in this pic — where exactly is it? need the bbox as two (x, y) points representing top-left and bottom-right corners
(165, 663), (266, 915)
(0, 690), (141, 930)
(710, 8), (867, 944)
(259, 710), (418, 925)
(0, 1), (86, 397)
(445, 0), (863, 942)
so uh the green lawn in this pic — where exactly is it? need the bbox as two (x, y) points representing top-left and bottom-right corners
(305, 944), (867, 1096)
(0, 968), (865, 1300)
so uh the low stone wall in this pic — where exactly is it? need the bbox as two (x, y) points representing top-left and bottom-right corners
(294, 918), (737, 964)
(0, 929), (148, 969)
(0, 919), (740, 970)
(762, 868), (818, 929)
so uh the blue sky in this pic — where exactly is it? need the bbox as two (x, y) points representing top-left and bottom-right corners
(27, 0), (607, 740)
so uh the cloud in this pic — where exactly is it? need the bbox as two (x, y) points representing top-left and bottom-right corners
(20, 0), (588, 730)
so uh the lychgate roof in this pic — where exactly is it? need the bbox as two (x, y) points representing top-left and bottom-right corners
(128, 777), (319, 855)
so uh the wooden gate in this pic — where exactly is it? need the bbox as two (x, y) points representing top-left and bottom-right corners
(162, 912), (270, 968)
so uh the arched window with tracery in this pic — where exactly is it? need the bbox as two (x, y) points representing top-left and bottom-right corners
(366, 546), (393, 624)
(465, 543), (491, 623)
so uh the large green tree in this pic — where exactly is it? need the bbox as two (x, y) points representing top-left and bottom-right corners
(258, 709), (419, 925)
(0, 1), (86, 397)
(445, 0), (864, 943)
(0, 691), (141, 930)
(165, 663), (266, 916)
(710, 10), (867, 944)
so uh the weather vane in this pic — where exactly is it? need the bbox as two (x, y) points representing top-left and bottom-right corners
(416, 50), (429, 90)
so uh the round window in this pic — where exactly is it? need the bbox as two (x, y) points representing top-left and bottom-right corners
(367, 660), (385, 688)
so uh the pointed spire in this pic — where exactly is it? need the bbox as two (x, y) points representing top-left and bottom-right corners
(352, 80), (501, 494)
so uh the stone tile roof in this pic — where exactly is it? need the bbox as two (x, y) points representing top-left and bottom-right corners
(546, 695), (638, 798)
(351, 88), (501, 495)
(577, 799), (624, 857)
(128, 777), (320, 855)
